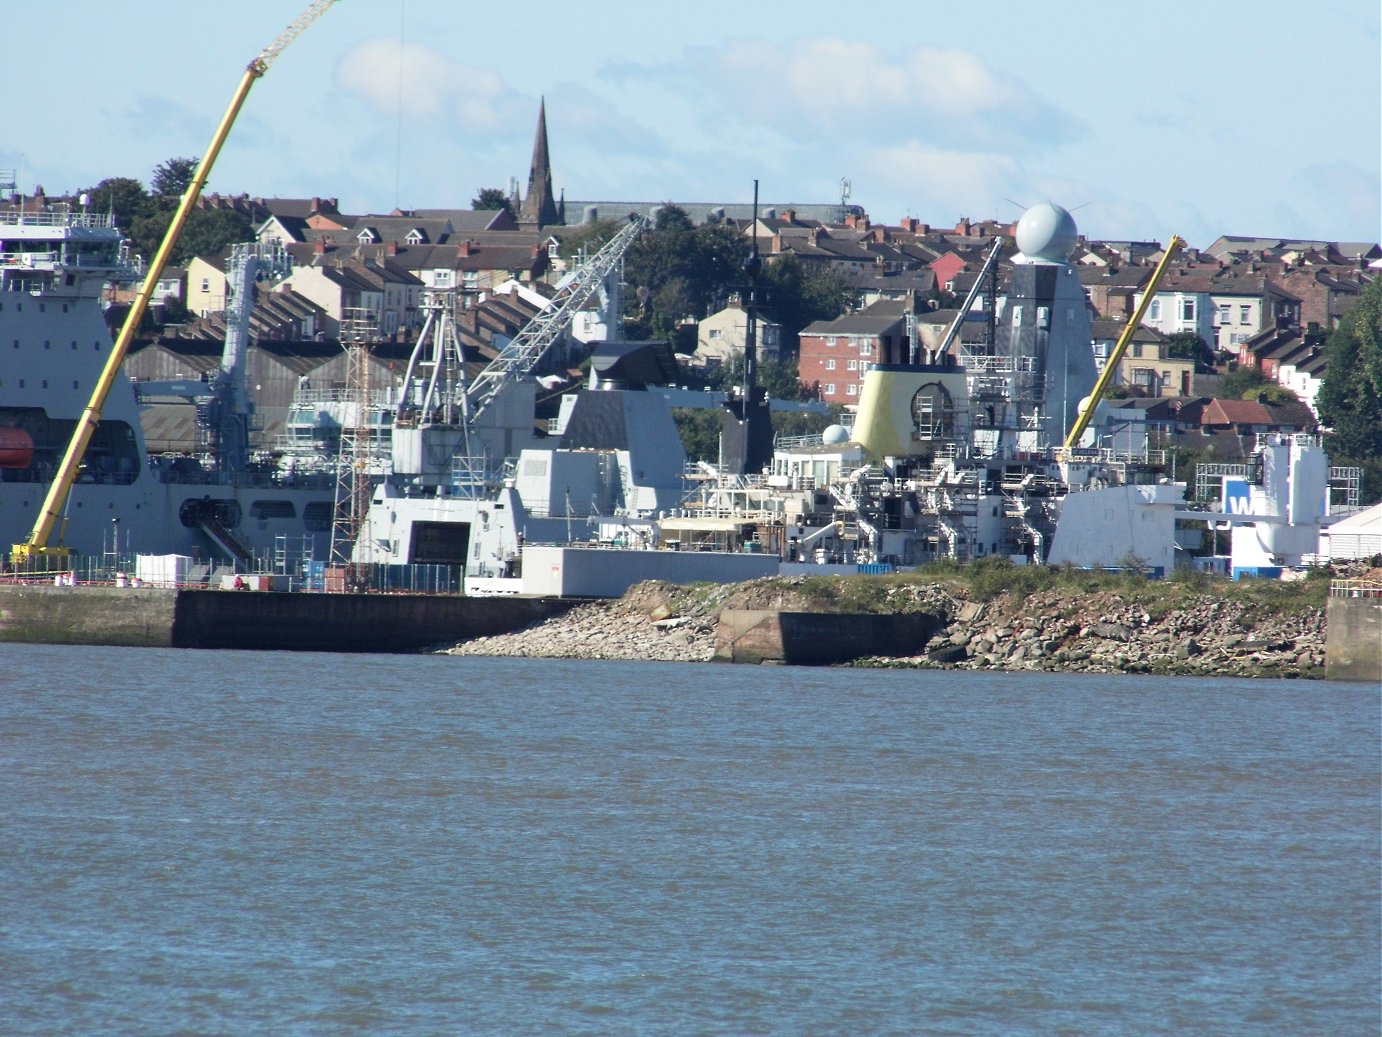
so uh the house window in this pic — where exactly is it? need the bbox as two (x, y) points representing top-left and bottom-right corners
(846, 383), (857, 396)
(825, 358), (836, 371)
(1181, 298), (1195, 321)
(1149, 299), (1161, 321)
(825, 383), (836, 395)
(1012, 307), (1023, 327)
(859, 343), (871, 356)
(708, 329), (722, 339)
(825, 336), (837, 347)
(1218, 304), (1230, 324)
(847, 359), (857, 371)
(1132, 344), (1143, 358)
(200, 278), (209, 292)
(1239, 304), (1250, 323)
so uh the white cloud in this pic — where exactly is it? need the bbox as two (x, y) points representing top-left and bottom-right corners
(707, 39), (1080, 151)
(335, 38), (518, 131)
(864, 143), (1024, 216)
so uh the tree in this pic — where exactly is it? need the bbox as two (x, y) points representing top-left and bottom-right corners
(151, 157), (199, 199)
(471, 187), (512, 214)
(1216, 364), (1271, 398)
(623, 207), (750, 339)
(671, 408), (723, 463)
(1317, 277), (1382, 497)
(175, 209), (254, 266)
(81, 176), (150, 232)
(703, 354), (806, 401)
(758, 254), (856, 354)
(1165, 331), (1212, 365)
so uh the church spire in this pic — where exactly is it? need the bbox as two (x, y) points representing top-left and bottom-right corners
(519, 97), (560, 228)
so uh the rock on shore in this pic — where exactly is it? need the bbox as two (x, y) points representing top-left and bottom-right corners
(444, 577), (1328, 679)
(884, 586), (1327, 679)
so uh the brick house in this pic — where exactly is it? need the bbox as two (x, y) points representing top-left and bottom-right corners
(798, 301), (911, 404)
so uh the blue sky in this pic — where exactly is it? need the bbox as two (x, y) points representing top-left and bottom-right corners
(5, 1), (1378, 248)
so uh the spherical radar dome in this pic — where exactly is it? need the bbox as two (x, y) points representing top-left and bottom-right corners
(821, 424), (850, 445)
(1015, 202), (1078, 262)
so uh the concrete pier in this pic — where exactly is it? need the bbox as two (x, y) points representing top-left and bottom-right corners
(0, 585), (575, 653)
(1325, 584), (1382, 683)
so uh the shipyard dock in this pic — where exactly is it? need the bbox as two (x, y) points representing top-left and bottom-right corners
(0, 584), (574, 654)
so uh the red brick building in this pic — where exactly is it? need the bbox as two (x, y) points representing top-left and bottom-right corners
(798, 302), (912, 404)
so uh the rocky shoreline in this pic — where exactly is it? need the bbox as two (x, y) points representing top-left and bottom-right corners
(445, 576), (1329, 679)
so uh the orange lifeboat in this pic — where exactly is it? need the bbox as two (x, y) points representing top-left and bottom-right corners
(0, 427), (35, 468)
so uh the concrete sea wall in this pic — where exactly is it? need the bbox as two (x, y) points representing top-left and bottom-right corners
(1325, 592), (1382, 683)
(0, 585), (575, 653)
(712, 609), (944, 665)
(0, 584), (179, 647)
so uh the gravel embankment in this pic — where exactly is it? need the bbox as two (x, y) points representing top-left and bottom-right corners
(445, 577), (1329, 679)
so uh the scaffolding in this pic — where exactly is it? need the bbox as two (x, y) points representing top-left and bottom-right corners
(329, 308), (376, 565)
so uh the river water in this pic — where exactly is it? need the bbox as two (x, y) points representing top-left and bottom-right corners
(1, 644), (1377, 1035)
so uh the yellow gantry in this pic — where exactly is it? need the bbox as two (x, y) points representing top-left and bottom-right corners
(1060, 234), (1185, 455)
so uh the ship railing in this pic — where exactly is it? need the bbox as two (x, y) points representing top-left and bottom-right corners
(1330, 579), (1382, 599)
(0, 209), (115, 230)
(292, 385), (396, 408)
(959, 352), (1016, 374)
(0, 249), (59, 266)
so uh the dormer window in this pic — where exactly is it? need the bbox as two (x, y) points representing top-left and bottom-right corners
(357, 228), (379, 244)
(405, 229), (425, 245)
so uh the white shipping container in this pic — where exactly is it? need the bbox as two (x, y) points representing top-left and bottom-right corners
(136, 554), (194, 587)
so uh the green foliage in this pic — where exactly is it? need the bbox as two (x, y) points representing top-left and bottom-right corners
(82, 176), (149, 232)
(81, 160), (252, 268)
(905, 557), (1325, 611)
(771, 409), (833, 441)
(471, 187), (512, 214)
(151, 157), (198, 198)
(1216, 364), (1271, 398)
(157, 293), (189, 324)
(174, 208), (253, 266)
(127, 206), (252, 267)
(671, 408), (722, 463)
(1317, 277), (1382, 481)
(618, 211), (854, 348)
(693, 354), (806, 401)
(758, 253), (857, 353)
(1165, 331), (1211, 363)
(623, 206), (748, 340)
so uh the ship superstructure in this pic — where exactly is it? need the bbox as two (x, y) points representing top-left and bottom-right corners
(0, 194), (336, 571)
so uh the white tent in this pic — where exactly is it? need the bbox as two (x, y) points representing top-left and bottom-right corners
(1320, 502), (1382, 561)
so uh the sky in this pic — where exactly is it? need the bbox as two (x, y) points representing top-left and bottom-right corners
(4, 1), (1378, 249)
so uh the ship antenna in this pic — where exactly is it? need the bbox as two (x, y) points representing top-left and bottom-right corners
(742, 180), (761, 403)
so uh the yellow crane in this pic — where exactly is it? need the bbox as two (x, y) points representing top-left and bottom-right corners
(1060, 234), (1186, 455)
(12, 0), (340, 569)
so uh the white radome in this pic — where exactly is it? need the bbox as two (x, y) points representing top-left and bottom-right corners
(822, 424), (850, 445)
(1015, 202), (1078, 262)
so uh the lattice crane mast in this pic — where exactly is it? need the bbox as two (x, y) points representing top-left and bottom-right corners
(463, 214), (647, 423)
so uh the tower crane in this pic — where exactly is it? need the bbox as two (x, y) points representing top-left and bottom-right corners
(12, 0), (340, 568)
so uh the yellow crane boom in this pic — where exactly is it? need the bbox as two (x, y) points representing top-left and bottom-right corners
(13, 0), (339, 568)
(1060, 234), (1185, 454)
